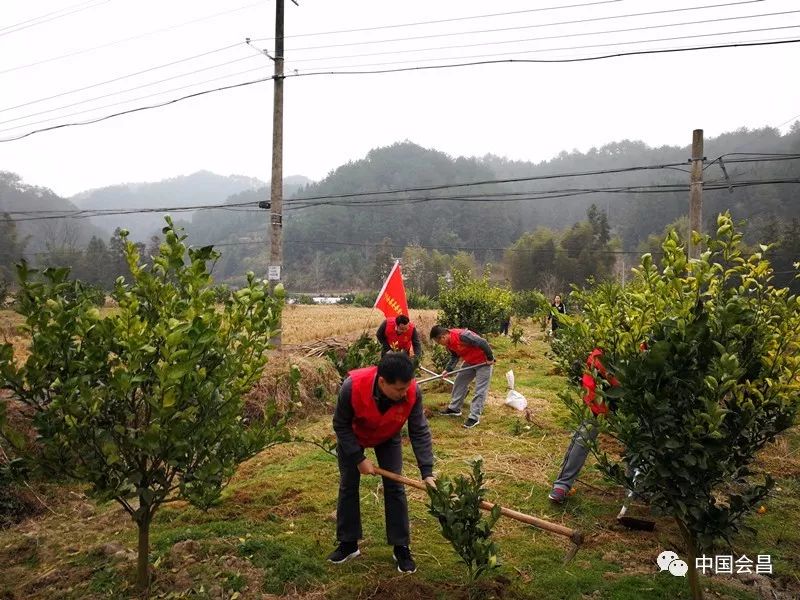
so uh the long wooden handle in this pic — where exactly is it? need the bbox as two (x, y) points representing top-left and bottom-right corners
(419, 365), (455, 385)
(373, 466), (583, 546)
(416, 361), (492, 384)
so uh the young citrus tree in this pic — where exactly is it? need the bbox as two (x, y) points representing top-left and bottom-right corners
(426, 459), (501, 585)
(565, 213), (800, 600)
(0, 217), (288, 595)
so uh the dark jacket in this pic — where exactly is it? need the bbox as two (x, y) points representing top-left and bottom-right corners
(333, 376), (433, 478)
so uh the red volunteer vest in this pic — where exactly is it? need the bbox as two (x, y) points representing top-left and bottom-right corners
(349, 366), (417, 448)
(583, 348), (620, 416)
(446, 328), (488, 365)
(385, 318), (415, 352)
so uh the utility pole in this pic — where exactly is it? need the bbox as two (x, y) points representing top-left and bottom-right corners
(267, 0), (292, 348)
(688, 129), (704, 259)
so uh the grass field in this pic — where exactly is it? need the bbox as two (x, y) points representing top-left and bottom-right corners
(1, 310), (799, 599)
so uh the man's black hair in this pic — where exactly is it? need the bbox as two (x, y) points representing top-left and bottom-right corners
(377, 351), (415, 383)
(430, 324), (448, 340)
(395, 315), (410, 325)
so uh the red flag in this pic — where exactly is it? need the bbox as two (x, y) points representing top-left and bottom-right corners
(374, 260), (408, 318)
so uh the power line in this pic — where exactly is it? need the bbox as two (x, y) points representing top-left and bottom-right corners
(0, 54), (265, 132)
(287, 28), (800, 72)
(282, 156), (800, 204)
(182, 237), (800, 260)
(267, 0), (767, 50)
(0, 42), (245, 115)
(281, 11), (800, 66)
(254, 0), (627, 41)
(283, 178), (800, 213)
(0, 1), (266, 76)
(2, 157), (796, 218)
(2, 35), (799, 142)
(282, 37), (800, 77)
(0, 64), (270, 135)
(8, 20), (793, 133)
(0, 76), (270, 143)
(3, 175), (799, 223)
(0, 0), (111, 38)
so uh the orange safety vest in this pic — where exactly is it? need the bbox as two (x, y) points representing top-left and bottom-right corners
(385, 317), (415, 352)
(446, 328), (489, 365)
(349, 366), (417, 448)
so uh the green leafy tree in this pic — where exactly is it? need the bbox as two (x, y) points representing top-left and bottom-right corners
(426, 458), (501, 585)
(402, 245), (449, 296)
(80, 236), (111, 287)
(0, 217), (288, 595)
(437, 271), (514, 335)
(565, 214), (800, 600)
(505, 228), (558, 291)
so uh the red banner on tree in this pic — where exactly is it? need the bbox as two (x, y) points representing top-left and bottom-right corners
(374, 260), (408, 318)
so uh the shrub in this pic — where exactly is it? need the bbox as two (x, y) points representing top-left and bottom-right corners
(429, 344), (451, 373)
(324, 333), (383, 379)
(210, 283), (232, 303)
(437, 272), (514, 335)
(512, 289), (548, 319)
(407, 290), (438, 309)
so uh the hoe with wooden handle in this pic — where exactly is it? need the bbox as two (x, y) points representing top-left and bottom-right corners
(416, 361), (492, 385)
(373, 466), (584, 563)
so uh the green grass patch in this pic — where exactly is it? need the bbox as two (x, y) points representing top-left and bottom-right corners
(238, 537), (327, 594)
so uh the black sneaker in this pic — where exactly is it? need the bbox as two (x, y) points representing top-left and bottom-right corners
(462, 417), (480, 429)
(438, 407), (462, 416)
(327, 541), (360, 564)
(392, 545), (417, 573)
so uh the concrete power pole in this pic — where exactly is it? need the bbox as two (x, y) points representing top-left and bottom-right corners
(267, 0), (290, 347)
(688, 129), (704, 259)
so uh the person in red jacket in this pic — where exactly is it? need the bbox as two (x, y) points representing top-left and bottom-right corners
(548, 347), (619, 504)
(329, 352), (435, 573)
(376, 314), (422, 358)
(430, 325), (496, 429)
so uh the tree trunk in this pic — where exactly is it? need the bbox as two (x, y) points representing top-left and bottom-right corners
(676, 518), (703, 600)
(136, 513), (152, 597)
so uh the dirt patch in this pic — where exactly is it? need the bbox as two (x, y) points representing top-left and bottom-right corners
(357, 574), (523, 600)
(244, 352), (340, 422)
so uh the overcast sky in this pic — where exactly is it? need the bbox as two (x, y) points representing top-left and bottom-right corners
(0, 0), (798, 197)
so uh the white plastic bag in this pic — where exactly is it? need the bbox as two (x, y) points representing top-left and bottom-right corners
(504, 369), (527, 411)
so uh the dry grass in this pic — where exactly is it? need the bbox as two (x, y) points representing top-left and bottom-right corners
(0, 310), (27, 364)
(245, 351), (340, 422)
(281, 306), (438, 345)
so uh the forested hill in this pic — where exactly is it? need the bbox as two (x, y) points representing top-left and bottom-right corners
(71, 170), (274, 241)
(0, 171), (103, 256)
(186, 125), (799, 290)
(2, 125), (799, 293)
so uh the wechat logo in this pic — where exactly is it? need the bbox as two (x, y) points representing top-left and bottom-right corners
(657, 550), (689, 577)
